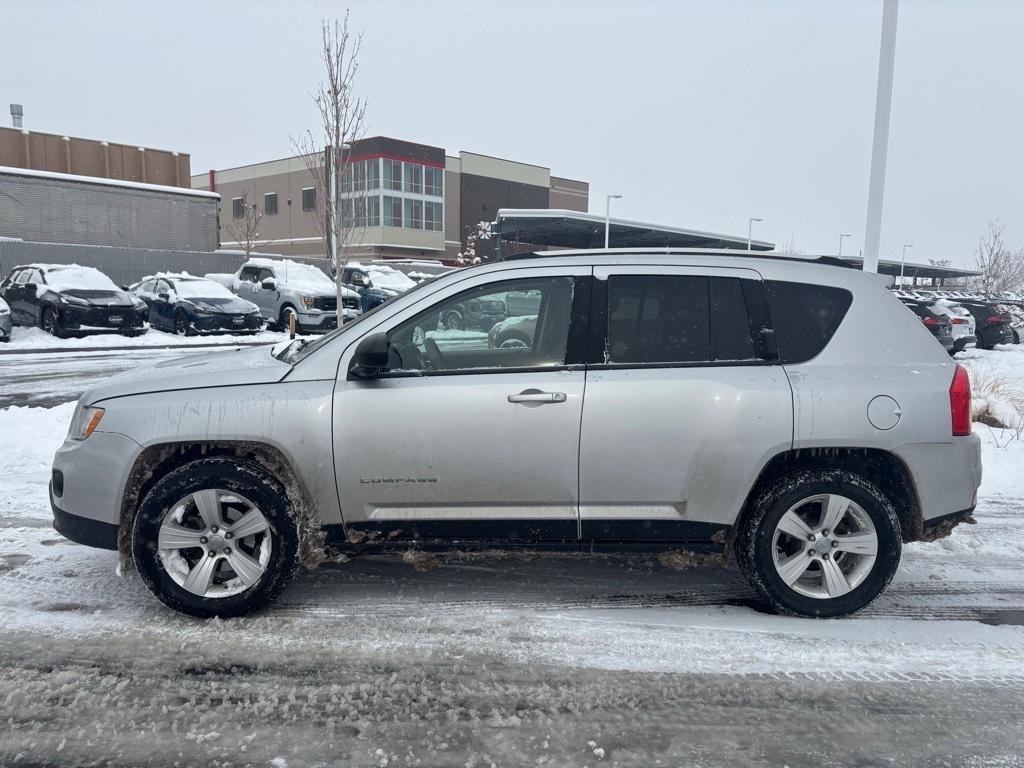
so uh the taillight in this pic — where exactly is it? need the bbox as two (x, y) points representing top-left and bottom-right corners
(951, 317), (968, 325)
(921, 316), (938, 326)
(986, 315), (1002, 324)
(950, 364), (972, 437)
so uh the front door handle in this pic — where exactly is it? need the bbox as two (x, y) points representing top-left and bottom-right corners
(507, 390), (567, 404)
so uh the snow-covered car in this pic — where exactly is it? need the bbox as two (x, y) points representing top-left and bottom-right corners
(130, 273), (264, 336)
(0, 295), (11, 342)
(224, 258), (361, 333)
(51, 249), (981, 620)
(933, 300), (977, 354)
(0, 264), (148, 338)
(488, 314), (537, 349)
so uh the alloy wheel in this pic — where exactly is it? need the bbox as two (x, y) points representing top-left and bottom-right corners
(770, 493), (878, 599)
(157, 489), (273, 598)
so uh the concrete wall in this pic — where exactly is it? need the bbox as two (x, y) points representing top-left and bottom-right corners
(0, 126), (190, 188)
(0, 171), (219, 251)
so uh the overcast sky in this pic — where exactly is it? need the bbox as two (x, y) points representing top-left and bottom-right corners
(4, 0), (1022, 266)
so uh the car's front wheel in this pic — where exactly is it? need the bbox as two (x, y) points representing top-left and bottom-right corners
(41, 307), (64, 338)
(132, 457), (300, 617)
(735, 469), (901, 618)
(174, 311), (195, 336)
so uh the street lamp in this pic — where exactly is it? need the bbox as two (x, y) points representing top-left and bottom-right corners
(605, 194), (622, 248)
(747, 217), (763, 251)
(838, 233), (852, 256)
(900, 243), (913, 286)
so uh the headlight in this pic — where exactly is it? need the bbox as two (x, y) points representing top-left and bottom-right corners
(131, 297), (147, 310)
(59, 293), (89, 306)
(300, 294), (316, 310)
(69, 405), (105, 440)
(0, 304), (9, 316)
(247, 301), (260, 313)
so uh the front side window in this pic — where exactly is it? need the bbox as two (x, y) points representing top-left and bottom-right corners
(239, 266), (259, 283)
(386, 275), (576, 374)
(301, 187), (316, 211)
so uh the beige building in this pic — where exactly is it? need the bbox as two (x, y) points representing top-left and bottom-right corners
(0, 126), (190, 188)
(191, 136), (588, 263)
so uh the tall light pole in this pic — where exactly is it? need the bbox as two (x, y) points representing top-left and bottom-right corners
(862, 0), (900, 273)
(604, 194), (622, 248)
(747, 217), (763, 251)
(838, 233), (852, 256)
(899, 243), (913, 285)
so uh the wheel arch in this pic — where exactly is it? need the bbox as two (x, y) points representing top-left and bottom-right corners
(735, 447), (923, 544)
(117, 440), (326, 570)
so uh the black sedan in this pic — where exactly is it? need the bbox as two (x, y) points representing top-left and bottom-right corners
(0, 264), (148, 338)
(130, 274), (264, 336)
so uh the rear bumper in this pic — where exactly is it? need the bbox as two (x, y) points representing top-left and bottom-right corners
(896, 433), (982, 529)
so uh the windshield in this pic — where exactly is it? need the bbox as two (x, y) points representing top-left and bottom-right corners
(275, 272), (446, 363)
(172, 278), (237, 300)
(44, 266), (119, 292)
(258, 260), (334, 291)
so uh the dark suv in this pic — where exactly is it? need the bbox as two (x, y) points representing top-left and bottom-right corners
(899, 299), (955, 354)
(0, 264), (148, 338)
(960, 301), (1013, 349)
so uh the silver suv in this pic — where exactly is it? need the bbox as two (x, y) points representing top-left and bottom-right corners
(50, 250), (982, 618)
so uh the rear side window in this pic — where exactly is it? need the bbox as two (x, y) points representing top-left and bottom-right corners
(764, 280), (853, 364)
(604, 275), (757, 364)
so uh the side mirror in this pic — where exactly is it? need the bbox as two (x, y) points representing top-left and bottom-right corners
(261, 278), (277, 291)
(348, 332), (390, 379)
(158, 292), (170, 301)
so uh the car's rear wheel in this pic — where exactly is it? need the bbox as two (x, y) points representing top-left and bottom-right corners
(735, 469), (901, 618)
(41, 307), (64, 338)
(132, 457), (300, 618)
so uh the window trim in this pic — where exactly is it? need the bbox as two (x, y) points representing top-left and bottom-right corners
(587, 266), (780, 369)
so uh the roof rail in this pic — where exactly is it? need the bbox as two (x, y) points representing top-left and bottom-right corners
(501, 247), (856, 269)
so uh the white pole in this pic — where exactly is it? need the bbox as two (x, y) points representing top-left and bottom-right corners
(900, 243), (913, 285)
(863, 0), (900, 273)
(605, 194), (622, 248)
(747, 217), (762, 251)
(838, 233), (851, 256)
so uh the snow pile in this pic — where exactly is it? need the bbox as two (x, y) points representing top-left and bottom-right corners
(347, 262), (416, 293)
(0, 403), (75, 522)
(33, 264), (120, 292)
(3, 326), (285, 351)
(960, 345), (1024, 428)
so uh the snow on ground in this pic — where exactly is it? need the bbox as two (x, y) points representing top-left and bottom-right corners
(3, 347), (1024, 765)
(2, 324), (289, 351)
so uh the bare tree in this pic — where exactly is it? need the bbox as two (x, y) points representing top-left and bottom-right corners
(972, 220), (1024, 295)
(292, 13), (368, 324)
(224, 192), (264, 256)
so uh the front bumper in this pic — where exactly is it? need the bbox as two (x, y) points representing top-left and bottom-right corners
(190, 312), (264, 334)
(0, 314), (10, 341)
(51, 484), (118, 550)
(59, 303), (147, 332)
(297, 308), (360, 332)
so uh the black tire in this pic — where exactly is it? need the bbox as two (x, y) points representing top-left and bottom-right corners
(735, 469), (902, 618)
(132, 457), (300, 618)
(278, 304), (298, 333)
(441, 308), (463, 331)
(174, 311), (195, 337)
(41, 307), (64, 338)
(495, 331), (531, 349)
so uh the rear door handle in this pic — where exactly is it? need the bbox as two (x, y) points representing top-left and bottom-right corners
(507, 390), (567, 404)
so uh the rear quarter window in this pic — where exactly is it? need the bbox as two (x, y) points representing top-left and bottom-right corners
(764, 280), (853, 364)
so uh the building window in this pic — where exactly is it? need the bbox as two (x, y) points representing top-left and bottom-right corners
(232, 197), (244, 219)
(424, 166), (442, 197)
(352, 160), (367, 191)
(264, 192), (278, 216)
(403, 163), (423, 194)
(365, 195), (380, 226)
(341, 165), (353, 194)
(424, 201), (443, 231)
(384, 159), (402, 191)
(404, 198), (423, 229)
(302, 187), (316, 212)
(383, 195), (403, 227)
(366, 158), (380, 190)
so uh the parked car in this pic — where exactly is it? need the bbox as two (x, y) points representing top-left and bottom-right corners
(130, 274), (264, 336)
(959, 301), (1013, 349)
(995, 301), (1024, 344)
(440, 295), (508, 331)
(0, 295), (11, 342)
(52, 249), (981, 620)
(0, 264), (147, 338)
(340, 263), (418, 313)
(219, 258), (361, 333)
(899, 298), (955, 354)
(932, 301), (977, 354)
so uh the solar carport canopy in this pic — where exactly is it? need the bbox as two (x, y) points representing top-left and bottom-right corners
(493, 209), (774, 251)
